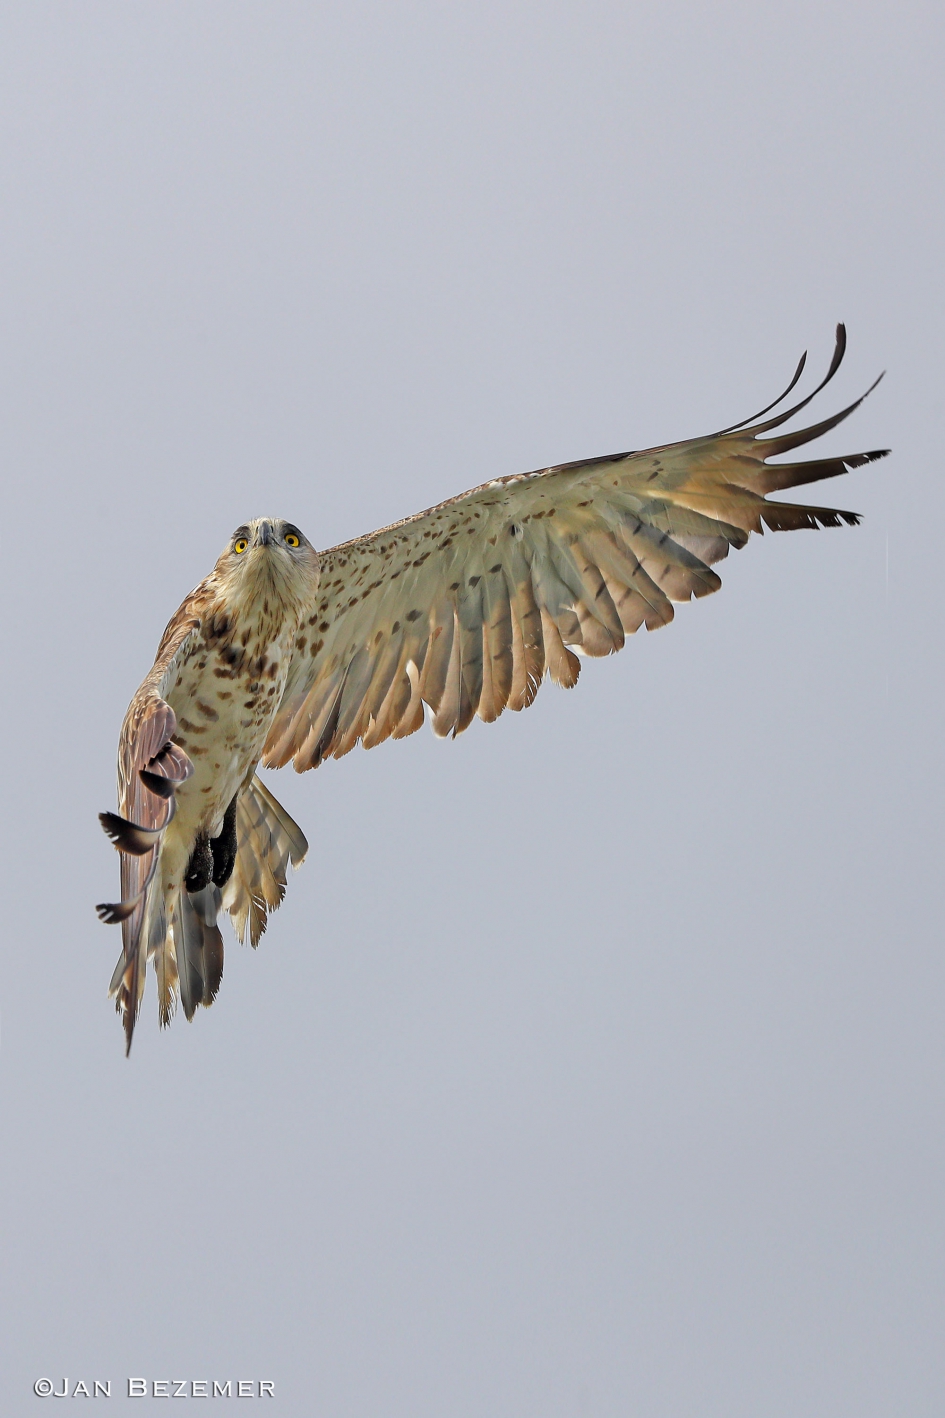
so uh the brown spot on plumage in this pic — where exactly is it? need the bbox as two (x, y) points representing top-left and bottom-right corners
(177, 717), (206, 734)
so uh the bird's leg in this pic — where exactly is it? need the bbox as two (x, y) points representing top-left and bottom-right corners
(184, 834), (213, 894)
(210, 794), (239, 888)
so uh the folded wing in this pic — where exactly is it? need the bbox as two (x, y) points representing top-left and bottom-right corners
(99, 614), (200, 1051)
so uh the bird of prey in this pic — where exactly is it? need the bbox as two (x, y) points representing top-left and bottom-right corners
(98, 326), (886, 1053)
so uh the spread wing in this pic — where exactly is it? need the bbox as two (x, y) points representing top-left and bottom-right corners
(263, 326), (887, 774)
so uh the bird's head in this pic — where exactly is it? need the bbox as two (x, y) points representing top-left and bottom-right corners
(214, 517), (321, 619)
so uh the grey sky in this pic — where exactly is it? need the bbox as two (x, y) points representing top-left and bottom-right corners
(0, 2), (942, 1414)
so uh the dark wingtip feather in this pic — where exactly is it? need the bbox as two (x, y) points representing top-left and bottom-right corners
(847, 448), (890, 467)
(100, 798), (175, 853)
(713, 325), (851, 440)
(140, 768), (176, 799)
(760, 503), (861, 532)
(746, 325), (853, 439)
(147, 741), (194, 784)
(828, 322), (847, 379)
(99, 810), (165, 855)
(755, 373), (887, 460)
(96, 897), (140, 924)
(714, 347), (809, 436)
(753, 445), (889, 496)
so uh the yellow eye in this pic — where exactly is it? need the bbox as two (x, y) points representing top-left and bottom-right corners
(234, 538), (248, 554)
(284, 533), (300, 548)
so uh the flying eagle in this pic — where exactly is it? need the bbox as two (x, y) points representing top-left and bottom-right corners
(98, 326), (886, 1053)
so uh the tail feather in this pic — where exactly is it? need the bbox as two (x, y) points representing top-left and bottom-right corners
(103, 774), (307, 1049)
(175, 887), (224, 1021)
(223, 776), (308, 947)
(154, 940), (179, 1027)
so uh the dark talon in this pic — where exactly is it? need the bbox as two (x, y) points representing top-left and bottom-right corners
(210, 795), (239, 888)
(184, 835), (213, 894)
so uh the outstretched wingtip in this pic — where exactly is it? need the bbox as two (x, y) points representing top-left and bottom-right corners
(714, 343), (809, 437)
(712, 324), (856, 440)
(849, 447), (891, 467)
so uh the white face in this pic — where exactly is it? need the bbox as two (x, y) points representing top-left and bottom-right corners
(228, 518), (311, 558)
(218, 517), (321, 612)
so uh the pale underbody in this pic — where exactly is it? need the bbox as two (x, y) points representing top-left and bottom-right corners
(159, 610), (299, 903)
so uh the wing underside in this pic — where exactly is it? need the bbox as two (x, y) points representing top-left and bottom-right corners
(263, 325), (886, 772)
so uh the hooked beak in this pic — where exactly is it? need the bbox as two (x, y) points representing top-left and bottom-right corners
(257, 521), (273, 547)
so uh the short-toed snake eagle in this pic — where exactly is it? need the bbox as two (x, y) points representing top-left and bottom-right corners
(98, 327), (886, 1053)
